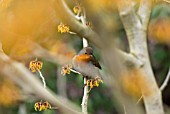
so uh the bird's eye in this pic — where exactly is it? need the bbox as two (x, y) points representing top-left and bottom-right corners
(85, 52), (87, 54)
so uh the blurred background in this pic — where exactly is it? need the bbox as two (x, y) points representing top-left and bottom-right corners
(0, 0), (170, 114)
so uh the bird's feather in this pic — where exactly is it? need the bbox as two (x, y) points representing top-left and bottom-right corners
(90, 55), (102, 69)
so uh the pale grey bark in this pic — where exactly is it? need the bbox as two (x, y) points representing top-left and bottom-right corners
(118, 0), (164, 114)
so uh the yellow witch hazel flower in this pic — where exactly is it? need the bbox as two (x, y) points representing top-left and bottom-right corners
(58, 23), (70, 33)
(61, 64), (72, 76)
(29, 60), (43, 72)
(86, 77), (103, 91)
(93, 77), (103, 87)
(34, 101), (57, 111)
(73, 5), (81, 14)
(34, 101), (42, 111)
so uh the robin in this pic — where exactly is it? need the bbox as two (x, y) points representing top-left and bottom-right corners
(72, 47), (102, 78)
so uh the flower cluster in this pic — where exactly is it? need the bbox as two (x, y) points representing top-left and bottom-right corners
(34, 101), (54, 111)
(29, 60), (43, 72)
(57, 23), (70, 33)
(29, 59), (46, 88)
(86, 77), (103, 91)
(61, 64), (72, 76)
(73, 5), (81, 14)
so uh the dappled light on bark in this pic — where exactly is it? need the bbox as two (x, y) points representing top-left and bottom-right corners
(121, 69), (155, 99)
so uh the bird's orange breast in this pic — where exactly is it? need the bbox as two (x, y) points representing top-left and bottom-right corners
(75, 54), (91, 63)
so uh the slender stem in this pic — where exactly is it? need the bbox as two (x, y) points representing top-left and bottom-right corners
(160, 68), (170, 91)
(82, 38), (88, 47)
(81, 77), (89, 114)
(80, 7), (89, 114)
(136, 95), (143, 104)
(70, 69), (81, 74)
(81, 68), (88, 114)
(38, 70), (46, 88)
(69, 31), (77, 34)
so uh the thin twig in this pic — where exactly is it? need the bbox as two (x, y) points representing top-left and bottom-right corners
(70, 68), (81, 74)
(81, 77), (89, 114)
(75, 15), (81, 20)
(50, 107), (59, 110)
(160, 68), (170, 91)
(136, 95), (143, 104)
(69, 31), (77, 34)
(38, 70), (46, 88)
(75, 9), (81, 20)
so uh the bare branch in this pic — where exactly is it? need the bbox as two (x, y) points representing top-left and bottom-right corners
(81, 8), (89, 114)
(70, 68), (81, 74)
(81, 77), (89, 114)
(138, 0), (153, 29)
(160, 68), (170, 91)
(116, 50), (143, 68)
(118, 0), (142, 54)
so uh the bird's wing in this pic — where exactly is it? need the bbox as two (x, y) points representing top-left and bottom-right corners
(90, 55), (102, 70)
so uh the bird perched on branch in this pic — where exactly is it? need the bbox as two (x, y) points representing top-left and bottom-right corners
(72, 47), (102, 78)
